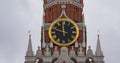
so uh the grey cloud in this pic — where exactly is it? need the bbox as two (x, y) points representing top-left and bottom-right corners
(0, 0), (119, 63)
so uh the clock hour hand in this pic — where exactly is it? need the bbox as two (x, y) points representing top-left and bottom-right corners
(53, 27), (67, 34)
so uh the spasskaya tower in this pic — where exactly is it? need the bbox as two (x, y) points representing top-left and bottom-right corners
(24, 0), (104, 63)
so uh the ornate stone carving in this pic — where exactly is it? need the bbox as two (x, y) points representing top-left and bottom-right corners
(69, 46), (76, 58)
(44, 0), (83, 10)
(55, 47), (74, 63)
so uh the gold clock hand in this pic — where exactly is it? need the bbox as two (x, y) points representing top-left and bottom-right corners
(53, 27), (67, 34)
(62, 21), (65, 36)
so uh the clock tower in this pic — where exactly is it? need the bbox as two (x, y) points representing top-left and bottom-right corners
(24, 0), (104, 63)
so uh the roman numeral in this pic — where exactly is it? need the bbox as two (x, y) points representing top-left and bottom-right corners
(71, 35), (75, 38)
(53, 27), (57, 29)
(72, 31), (76, 34)
(51, 31), (55, 34)
(53, 35), (57, 39)
(68, 39), (71, 42)
(62, 40), (65, 44)
(57, 22), (60, 26)
(68, 23), (70, 25)
(57, 39), (60, 42)
(63, 21), (65, 25)
(71, 26), (75, 29)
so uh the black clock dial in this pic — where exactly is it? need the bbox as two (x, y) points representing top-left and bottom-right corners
(51, 21), (76, 44)
(49, 18), (79, 46)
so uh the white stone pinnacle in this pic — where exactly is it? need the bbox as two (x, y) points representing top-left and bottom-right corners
(26, 32), (34, 56)
(95, 34), (103, 56)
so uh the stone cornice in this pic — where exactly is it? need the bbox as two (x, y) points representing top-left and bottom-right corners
(44, 0), (83, 10)
(43, 23), (84, 30)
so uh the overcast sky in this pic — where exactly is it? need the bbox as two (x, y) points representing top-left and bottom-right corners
(0, 0), (120, 63)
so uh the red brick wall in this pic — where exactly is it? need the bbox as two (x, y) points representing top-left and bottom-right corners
(44, 30), (50, 43)
(44, 4), (83, 23)
(43, 0), (47, 4)
(77, 30), (83, 43)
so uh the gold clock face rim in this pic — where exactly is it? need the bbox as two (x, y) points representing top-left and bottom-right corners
(48, 18), (79, 46)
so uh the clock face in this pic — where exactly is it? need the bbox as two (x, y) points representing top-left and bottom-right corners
(49, 18), (79, 46)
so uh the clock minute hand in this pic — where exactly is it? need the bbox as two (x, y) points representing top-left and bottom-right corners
(62, 21), (65, 36)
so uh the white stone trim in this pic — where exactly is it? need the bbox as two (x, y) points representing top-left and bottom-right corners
(69, 46), (76, 58)
(52, 46), (59, 58)
(43, 56), (52, 62)
(35, 47), (43, 58)
(44, 23), (50, 30)
(42, 41), (46, 48)
(76, 56), (86, 62)
(44, 23), (83, 30)
(75, 41), (78, 48)
(55, 47), (74, 63)
(82, 25), (86, 47)
(44, 44), (51, 56)
(58, 5), (70, 19)
(50, 41), (53, 48)
(44, 0), (83, 10)
(78, 44), (84, 56)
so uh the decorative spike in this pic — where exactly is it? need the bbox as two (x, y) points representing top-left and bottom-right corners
(70, 46), (76, 58)
(87, 45), (94, 57)
(36, 46), (42, 57)
(26, 31), (34, 56)
(53, 46), (59, 58)
(42, 41), (46, 48)
(50, 41), (53, 48)
(95, 34), (103, 56)
(45, 44), (51, 56)
(75, 41), (78, 47)
(82, 41), (85, 47)
(78, 44), (84, 56)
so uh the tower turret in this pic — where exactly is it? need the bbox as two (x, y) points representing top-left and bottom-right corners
(25, 31), (35, 63)
(94, 34), (104, 63)
(95, 34), (103, 56)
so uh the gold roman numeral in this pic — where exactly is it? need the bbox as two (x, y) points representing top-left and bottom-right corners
(51, 31), (55, 34)
(57, 22), (60, 26)
(71, 35), (75, 38)
(68, 39), (71, 42)
(53, 35), (57, 39)
(63, 21), (65, 25)
(53, 26), (57, 29)
(72, 31), (76, 34)
(57, 39), (60, 42)
(68, 23), (70, 25)
(62, 40), (65, 44)
(71, 26), (75, 29)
